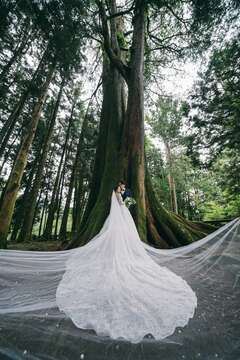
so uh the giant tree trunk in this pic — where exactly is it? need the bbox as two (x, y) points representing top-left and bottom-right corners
(67, 3), (127, 248)
(68, 55), (126, 248)
(145, 168), (208, 248)
(121, 0), (146, 240)
(72, 0), (146, 246)
(0, 62), (55, 248)
(67, 0), (213, 250)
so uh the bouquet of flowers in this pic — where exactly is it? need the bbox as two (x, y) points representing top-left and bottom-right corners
(124, 196), (136, 209)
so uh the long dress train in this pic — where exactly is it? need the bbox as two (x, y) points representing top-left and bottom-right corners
(56, 190), (197, 343)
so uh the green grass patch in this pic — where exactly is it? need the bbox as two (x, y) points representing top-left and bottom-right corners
(8, 241), (62, 251)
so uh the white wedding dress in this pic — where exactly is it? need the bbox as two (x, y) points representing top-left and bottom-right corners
(56, 190), (197, 343)
(1, 192), (239, 358)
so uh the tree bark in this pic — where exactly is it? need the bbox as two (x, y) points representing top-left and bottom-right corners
(43, 99), (75, 240)
(164, 141), (178, 214)
(10, 152), (41, 243)
(38, 191), (48, 238)
(54, 166), (65, 238)
(68, 52), (126, 248)
(54, 136), (74, 238)
(121, 0), (146, 240)
(0, 62), (55, 248)
(61, 123), (87, 242)
(16, 79), (64, 243)
(59, 161), (75, 242)
(71, 112), (93, 237)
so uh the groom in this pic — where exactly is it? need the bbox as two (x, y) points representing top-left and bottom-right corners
(118, 180), (135, 218)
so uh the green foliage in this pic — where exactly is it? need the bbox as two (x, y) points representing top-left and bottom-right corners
(145, 137), (169, 207)
(146, 89), (240, 221)
(147, 140), (240, 221)
(189, 37), (240, 160)
(187, 36), (240, 210)
(148, 97), (183, 147)
(117, 31), (127, 48)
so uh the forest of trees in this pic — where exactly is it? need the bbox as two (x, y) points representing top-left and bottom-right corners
(0, 0), (239, 250)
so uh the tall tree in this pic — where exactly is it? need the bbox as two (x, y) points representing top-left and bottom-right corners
(17, 79), (65, 243)
(69, 0), (228, 248)
(0, 0), (87, 247)
(148, 97), (186, 214)
(43, 97), (76, 240)
(188, 37), (240, 163)
(0, 59), (56, 247)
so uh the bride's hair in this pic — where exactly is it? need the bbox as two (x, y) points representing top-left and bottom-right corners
(114, 180), (126, 191)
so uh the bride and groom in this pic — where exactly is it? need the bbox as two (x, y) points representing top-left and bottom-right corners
(56, 180), (197, 342)
(115, 180), (132, 203)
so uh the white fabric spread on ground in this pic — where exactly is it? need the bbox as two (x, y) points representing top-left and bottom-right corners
(56, 191), (197, 342)
(0, 190), (240, 359)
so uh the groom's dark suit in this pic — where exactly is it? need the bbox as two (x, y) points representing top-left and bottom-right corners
(121, 188), (132, 201)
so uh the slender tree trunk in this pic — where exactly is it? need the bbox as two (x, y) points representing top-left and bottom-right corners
(54, 167), (65, 238)
(38, 192), (48, 238)
(59, 152), (77, 242)
(0, 62), (55, 248)
(16, 79), (64, 243)
(43, 101), (75, 239)
(0, 128), (20, 176)
(167, 173), (178, 213)
(10, 153), (40, 243)
(72, 173), (85, 234)
(164, 141), (178, 214)
(54, 136), (74, 238)
(32, 189), (43, 237)
(71, 112), (92, 236)
(59, 170), (75, 242)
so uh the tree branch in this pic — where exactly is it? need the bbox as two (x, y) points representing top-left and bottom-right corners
(149, 31), (188, 44)
(124, 30), (133, 37)
(106, 4), (134, 19)
(164, 4), (191, 31)
(95, 0), (130, 81)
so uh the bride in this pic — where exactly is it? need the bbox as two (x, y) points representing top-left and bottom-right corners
(56, 181), (198, 343)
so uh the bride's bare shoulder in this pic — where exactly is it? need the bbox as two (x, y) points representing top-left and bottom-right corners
(114, 190), (124, 205)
